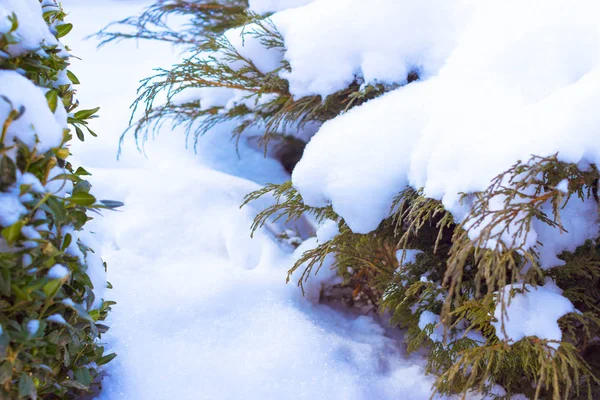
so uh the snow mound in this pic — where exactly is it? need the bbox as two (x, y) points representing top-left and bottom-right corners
(492, 281), (575, 349)
(273, 0), (465, 98)
(89, 163), (446, 400)
(289, 0), (600, 264)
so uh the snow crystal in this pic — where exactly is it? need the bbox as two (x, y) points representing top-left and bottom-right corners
(21, 225), (41, 240)
(18, 172), (45, 193)
(556, 179), (569, 194)
(419, 311), (444, 343)
(46, 314), (67, 325)
(0, 70), (64, 152)
(22, 253), (32, 268)
(396, 249), (423, 266)
(0, 191), (27, 227)
(27, 319), (40, 335)
(0, 0), (58, 56)
(61, 298), (76, 307)
(224, 25), (283, 75)
(316, 219), (339, 243)
(21, 225), (42, 248)
(492, 280), (575, 349)
(47, 264), (69, 280)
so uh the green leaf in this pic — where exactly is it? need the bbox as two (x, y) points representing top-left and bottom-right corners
(0, 362), (12, 385)
(72, 180), (92, 195)
(75, 125), (85, 141)
(61, 380), (87, 390)
(0, 330), (9, 358)
(53, 147), (69, 160)
(45, 196), (67, 224)
(88, 309), (100, 322)
(73, 368), (91, 388)
(62, 233), (72, 251)
(0, 269), (11, 296)
(66, 192), (96, 207)
(18, 373), (36, 399)
(100, 200), (124, 209)
(96, 352), (117, 366)
(86, 126), (98, 137)
(70, 210), (88, 230)
(75, 167), (91, 176)
(74, 107), (100, 120)
(0, 155), (17, 191)
(55, 23), (73, 38)
(63, 347), (70, 368)
(2, 220), (24, 244)
(66, 70), (80, 85)
(45, 90), (58, 113)
(42, 279), (62, 299)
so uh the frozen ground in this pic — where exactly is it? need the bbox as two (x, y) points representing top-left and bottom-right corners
(61, 1), (447, 399)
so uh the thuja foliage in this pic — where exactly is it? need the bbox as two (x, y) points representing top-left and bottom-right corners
(0, 1), (118, 398)
(104, 0), (599, 399)
(246, 157), (600, 399)
(96, 0), (398, 158)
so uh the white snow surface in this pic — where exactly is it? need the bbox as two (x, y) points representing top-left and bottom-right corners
(60, 1), (458, 399)
(492, 280), (575, 349)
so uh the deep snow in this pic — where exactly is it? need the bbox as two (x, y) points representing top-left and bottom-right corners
(60, 1), (450, 399)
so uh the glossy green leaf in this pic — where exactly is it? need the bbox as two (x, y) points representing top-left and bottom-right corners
(66, 192), (96, 206)
(74, 107), (100, 120)
(18, 373), (35, 399)
(1, 220), (24, 245)
(55, 23), (73, 38)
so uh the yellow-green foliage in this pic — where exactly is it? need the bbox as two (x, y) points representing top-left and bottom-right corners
(245, 156), (600, 399)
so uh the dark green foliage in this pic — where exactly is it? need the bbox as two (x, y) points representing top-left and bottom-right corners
(0, 1), (117, 398)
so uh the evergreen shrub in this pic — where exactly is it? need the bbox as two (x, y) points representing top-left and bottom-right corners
(0, 1), (118, 398)
(103, 1), (600, 399)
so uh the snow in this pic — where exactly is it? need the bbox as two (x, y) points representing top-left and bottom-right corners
(46, 314), (68, 325)
(0, 70), (64, 152)
(18, 172), (45, 193)
(272, 0), (465, 98)
(492, 280), (575, 349)
(249, 0), (314, 14)
(58, 1), (452, 399)
(25, 0), (596, 397)
(396, 249), (423, 266)
(290, 0), (600, 266)
(0, 0), (58, 56)
(27, 319), (40, 335)
(0, 191), (27, 227)
(419, 311), (444, 343)
(316, 219), (339, 243)
(47, 264), (70, 280)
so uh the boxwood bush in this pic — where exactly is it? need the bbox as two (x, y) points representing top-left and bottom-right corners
(0, 1), (117, 398)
